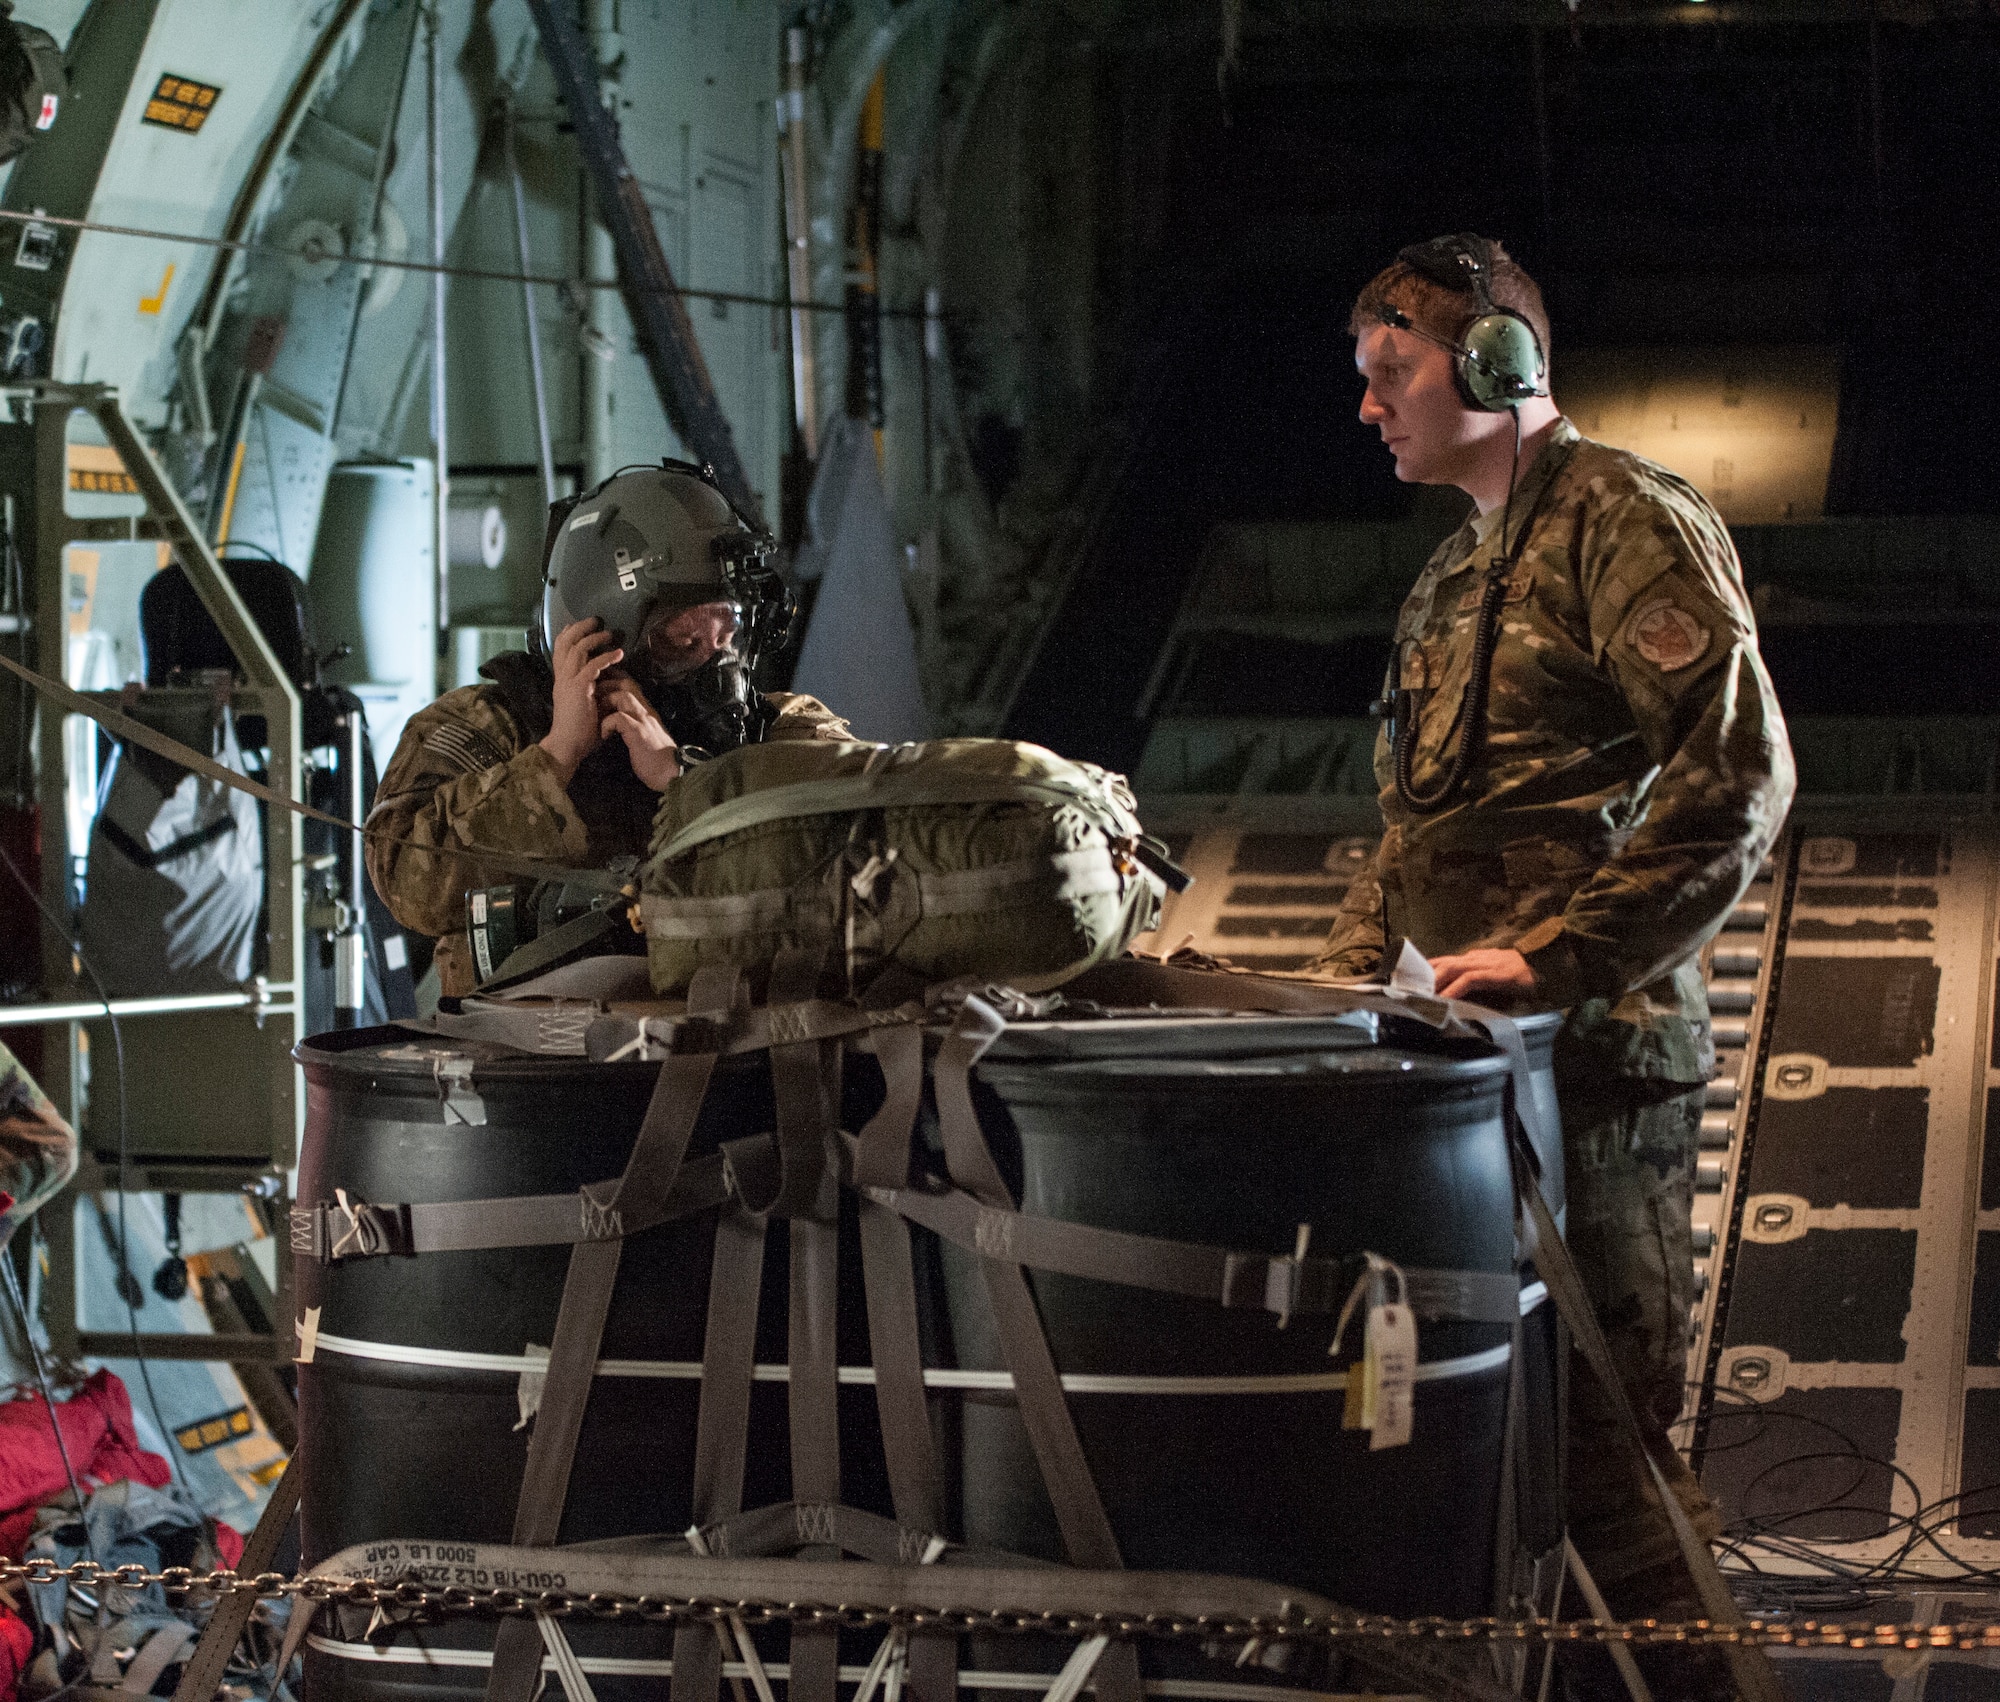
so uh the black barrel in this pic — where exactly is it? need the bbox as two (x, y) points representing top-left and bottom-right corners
(942, 1017), (1549, 1621)
(293, 1028), (889, 1702)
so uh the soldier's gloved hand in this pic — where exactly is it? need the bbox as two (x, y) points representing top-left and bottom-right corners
(598, 672), (682, 790)
(1429, 947), (1537, 1004)
(541, 617), (625, 783)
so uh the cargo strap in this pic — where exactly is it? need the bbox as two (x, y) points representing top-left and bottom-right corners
(653, 766), (1139, 864)
(863, 1179), (1522, 1327)
(304, 1539), (1517, 1702)
(672, 1194), (769, 1702)
(312, 1538), (1326, 1630)
(167, 1451), (301, 1702)
(690, 1501), (955, 1566)
(776, 948), (844, 1702)
(640, 847), (1130, 940)
(1458, 1009), (1784, 1702)
(856, 1021), (959, 1702)
(290, 1152), (738, 1262)
(484, 964), (743, 1702)
(476, 902), (631, 993)
(931, 995), (1144, 1702)
(413, 993), (925, 1060)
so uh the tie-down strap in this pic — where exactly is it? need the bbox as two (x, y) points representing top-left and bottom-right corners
(307, 1539), (1338, 1630)
(290, 1141), (771, 1264)
(413, 994), (925, 1060)
(864, 1178), (1521, 1327)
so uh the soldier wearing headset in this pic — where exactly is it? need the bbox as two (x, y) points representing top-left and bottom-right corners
(1309, 237), (1794, 1700)
(367, 461), (852, 995)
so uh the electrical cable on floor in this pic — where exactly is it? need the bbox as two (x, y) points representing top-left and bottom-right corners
(0, 201), (942, 322)
(0, 1253), (98, 1567)
(0, 843), (193, 1501)
(1694, 1386), (2000, 1589)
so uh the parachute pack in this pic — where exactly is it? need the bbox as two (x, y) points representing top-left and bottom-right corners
(638, 737), (1179, 997)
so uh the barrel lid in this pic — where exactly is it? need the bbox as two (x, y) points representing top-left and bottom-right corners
(979, 1044), (1511, 1084)
(981, 1008), (1379, 1062)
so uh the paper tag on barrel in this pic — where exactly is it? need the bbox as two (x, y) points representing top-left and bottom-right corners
(1362, 1292), (1415, 1450)
(1332, 1253), (1415, 1449)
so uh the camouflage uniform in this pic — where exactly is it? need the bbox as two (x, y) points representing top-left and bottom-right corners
(367, 651), (854, 994)
(1308, 419), (1794, 1626)
(0, 1043), (78, 1249)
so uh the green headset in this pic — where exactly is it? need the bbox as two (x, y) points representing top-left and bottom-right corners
(1379, 233), (1548, 412)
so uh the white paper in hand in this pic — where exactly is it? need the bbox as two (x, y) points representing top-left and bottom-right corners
(1389, 939), (1437, 997)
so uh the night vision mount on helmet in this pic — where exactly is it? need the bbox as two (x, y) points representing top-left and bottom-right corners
(536, 459), (795, 758)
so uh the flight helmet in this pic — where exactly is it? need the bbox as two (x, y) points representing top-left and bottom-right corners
(536, 460), (794, 756)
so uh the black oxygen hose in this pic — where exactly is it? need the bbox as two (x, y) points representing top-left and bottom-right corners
(1390, 409), (1535, 816)
(1392, 561), (1512, 815)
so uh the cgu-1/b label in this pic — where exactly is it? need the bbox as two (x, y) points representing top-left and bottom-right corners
(352, 1542), (567, 1592)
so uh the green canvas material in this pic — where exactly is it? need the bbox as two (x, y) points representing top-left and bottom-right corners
(641, 739), (1166, 994)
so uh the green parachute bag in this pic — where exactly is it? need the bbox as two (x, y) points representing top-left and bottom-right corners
(639, 738), (1176, 996)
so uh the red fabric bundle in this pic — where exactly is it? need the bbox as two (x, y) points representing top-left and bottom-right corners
(0, 1600), (30, 1700)
(0, 1371), (172, 1557)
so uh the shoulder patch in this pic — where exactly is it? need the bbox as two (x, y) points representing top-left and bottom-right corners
(421, 720), (511, 773)
(1625, 598), (1712, 673)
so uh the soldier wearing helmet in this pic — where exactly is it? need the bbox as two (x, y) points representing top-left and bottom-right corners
(366, 461), (852, 995)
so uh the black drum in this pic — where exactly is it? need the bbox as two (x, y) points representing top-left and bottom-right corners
(293, 1028), (889, 1701)
(941, 1015), (1555, 1621)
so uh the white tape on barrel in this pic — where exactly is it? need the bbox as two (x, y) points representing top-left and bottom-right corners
(306, 1638), (1420, 1702)
(309, 1329), (1510, 1393)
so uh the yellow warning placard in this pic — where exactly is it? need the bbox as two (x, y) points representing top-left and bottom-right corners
(174, 1405), (254, 1454)
(143, 74), (221, 133)
(66, 442), (137, 494)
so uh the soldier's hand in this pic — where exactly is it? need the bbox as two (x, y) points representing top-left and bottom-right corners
(598, 674), (682, 790)
(1429, 947), (1537, 1004)
(540, 618), (624, 783)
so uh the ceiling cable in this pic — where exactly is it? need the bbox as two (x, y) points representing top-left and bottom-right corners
(0, 202), (942, 322)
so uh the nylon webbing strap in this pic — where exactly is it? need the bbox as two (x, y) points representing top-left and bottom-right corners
(770, 948), (843, 1702)
(0, 651), (624, 896)
(581, 997), (926, 1064)
(1510, 1145), (1785, 1702)
(476, 904), (628, 991)
(486, 965), (741, 1702)
(789, 1210), (842, 1702)
(671, 1202), (770, 1702)
(1445, 1005), (1783, 1700)
(654, 766), (1132, 863)
(640, 847), (1128, 942)
(697, 1500), (944, 1566)
(855, 1022), (959, 1702)
(932, 996), (1143, 1702)
(1492, 1314), (1526, 1618)
(292, 1151), (737, 1262)
(167, 1452), (301, 1702)
(854, 1025), (942, 1528)
(868, 1180), (1521, 1326)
